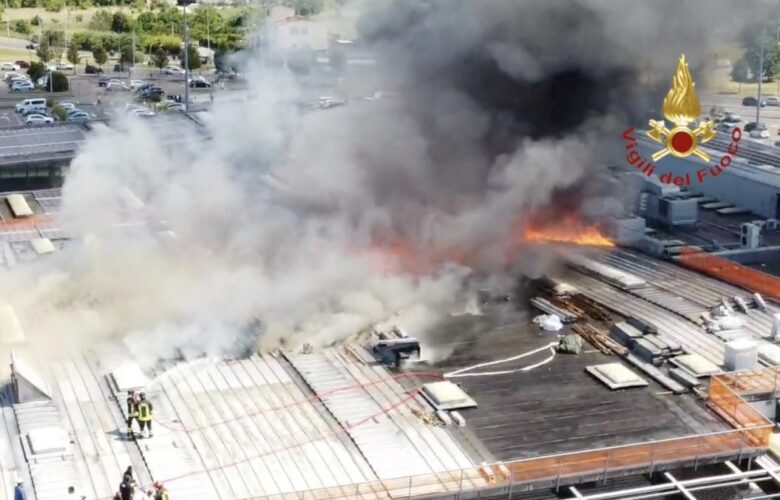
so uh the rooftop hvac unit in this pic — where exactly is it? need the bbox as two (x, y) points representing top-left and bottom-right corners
(741, 222), (761, 249)
(724, 339), (758, 371)
(766, 219), (779, 231)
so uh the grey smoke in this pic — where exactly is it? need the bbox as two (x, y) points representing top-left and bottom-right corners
(2, 0), (769, 366)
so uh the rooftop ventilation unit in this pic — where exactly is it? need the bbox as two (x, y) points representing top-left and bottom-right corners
(741, 222), (761, 248)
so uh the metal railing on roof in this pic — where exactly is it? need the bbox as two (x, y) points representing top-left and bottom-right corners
(254, 368), (775, 500)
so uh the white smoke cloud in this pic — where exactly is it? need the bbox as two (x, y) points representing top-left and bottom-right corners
(1, 0), (770, 367)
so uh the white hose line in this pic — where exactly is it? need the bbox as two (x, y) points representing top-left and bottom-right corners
(443, 342), (559, 378)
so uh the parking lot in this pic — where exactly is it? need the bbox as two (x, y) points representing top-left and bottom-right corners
(0, 68), (230, 126)
(700, 91), (780, 147)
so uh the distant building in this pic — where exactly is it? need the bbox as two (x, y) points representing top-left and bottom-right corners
(274, 16), (328, 52)
(267, 4), (295, 23)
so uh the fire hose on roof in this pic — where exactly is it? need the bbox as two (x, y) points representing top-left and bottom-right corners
(444, 342), (558, 378)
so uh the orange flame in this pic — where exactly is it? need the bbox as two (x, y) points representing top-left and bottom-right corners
(522, 214), (614, 247)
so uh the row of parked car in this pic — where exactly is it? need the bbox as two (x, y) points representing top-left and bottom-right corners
(14, 98), (91, 125)
(5, 71), (35, 92)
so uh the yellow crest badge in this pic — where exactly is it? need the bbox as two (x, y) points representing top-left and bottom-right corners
(646, 54), (716, 162)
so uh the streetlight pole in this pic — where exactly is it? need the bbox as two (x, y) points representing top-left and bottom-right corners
(177, 0), (194, 113)
(757, 23), (766, 125)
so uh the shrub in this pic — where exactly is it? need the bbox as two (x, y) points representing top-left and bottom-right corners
(50, 71), (69, 92)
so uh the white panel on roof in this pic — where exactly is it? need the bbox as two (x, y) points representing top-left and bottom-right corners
(587, 363), (647, 389)
(0, 304), (25, 343)
(6, 194), (33, 218)
(422, 381), (477, 410)
(111, 362), (148, 392)
(759, 343), (780, 366)
(671, 354), (721, 377)
(30, 238), (55, 255)
(27, 427), (68, 455)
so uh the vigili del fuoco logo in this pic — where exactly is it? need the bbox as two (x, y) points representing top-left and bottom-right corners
(621, 54), (741, 186)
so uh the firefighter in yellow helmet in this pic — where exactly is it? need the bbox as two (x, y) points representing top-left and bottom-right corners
(126, 390), (140, 439)
(136, 392), (154, 438)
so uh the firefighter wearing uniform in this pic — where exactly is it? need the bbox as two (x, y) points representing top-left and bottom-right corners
(126, 391), (139, 438)
(137, 393), (153, 438)
(152, 482), (169, 500)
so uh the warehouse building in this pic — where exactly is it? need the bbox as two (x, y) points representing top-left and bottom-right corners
(636, 135), (780, 220)
(0, 125), (86, 191)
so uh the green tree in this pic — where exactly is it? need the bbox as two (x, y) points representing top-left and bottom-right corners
(36, 36), (51, 62)
(50, 71), (69, 92)
(742, 37), (780, 82)
(730, 58), (750, 93)
(151, 46), (167, 73)
(51, 104), (67, 121)
(119, 44), (134, 66)
(89, 9), (112, 31)
(51, 45), (64, 64)
(27, 61), (46, 81)
(13, 20), (30, 34)
(111, 11), (130, 33)
(182, 43), (200, 71)
(67, 39), (80, 70)
(93, 44), (107, 67)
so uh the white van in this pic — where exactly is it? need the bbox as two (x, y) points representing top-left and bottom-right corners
(15, 98), (47, 114)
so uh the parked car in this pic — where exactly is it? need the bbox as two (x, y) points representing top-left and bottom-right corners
(137, 87), (164, 100)
(189, 79), (211, 88)
(4, 72), (25, 82)
(25, 114), (53, 125)
(56, 63), (74, 71)
(56, 102), (77, 111)
(742, 96), (767, 107)
(45, 64), (56, 72)
(15, 98), (46, 113)
(128, 79), (145, 90)
(134, 83), (154, 93)
(128, 107), (155, 117)
(98, 76), (111, 87)
(85, 64), (102, 74)
(21, 104), (47, 116)
(113, 63), (131, 72)
(162, 101), (186, 112)
(767, 96), (780, 106)
(716, 122), (732, 132)
(66, 111), (90, 122)
(745, 121), (769, 138)
(11, 80), (34, 91)
(163, 65), (185, 75)
(318, 96), (346, 109)
(15, 61), (29, 69)
(7, 77), (30, 88)
(106, 81), (130, 91)
(0, 62), (20, 71)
